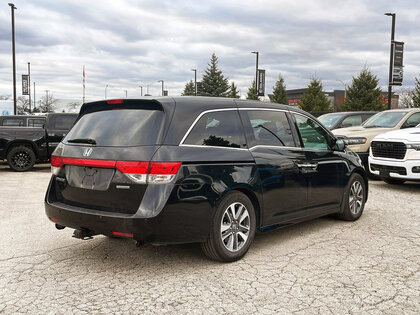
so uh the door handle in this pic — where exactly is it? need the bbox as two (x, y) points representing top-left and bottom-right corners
(295, 162), (318, 170)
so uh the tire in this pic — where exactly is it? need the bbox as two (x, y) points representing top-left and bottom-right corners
(382, 178), (405, 185)
(201, 191), (256, 262)
(7, 145), (36, 172)
(336, 173), (366, 221)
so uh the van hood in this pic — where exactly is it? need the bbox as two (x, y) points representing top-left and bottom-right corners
(373, 127), (420, 142)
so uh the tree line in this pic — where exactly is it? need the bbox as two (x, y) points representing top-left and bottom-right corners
(183, 53), (420, 110)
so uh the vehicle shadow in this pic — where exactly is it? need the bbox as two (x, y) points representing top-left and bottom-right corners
(46, 215), (341, 270)
(371, 180), (420, 193)
(0, 162), (50, 172)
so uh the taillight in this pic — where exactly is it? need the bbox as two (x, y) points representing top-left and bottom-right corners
(107, 99), (123, 104)
(51, 155), (64, 175)
(117, 161), (181, 184)
(51, 156), (181, 184)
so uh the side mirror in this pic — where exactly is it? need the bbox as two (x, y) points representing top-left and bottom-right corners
(333, 139), (346, 151)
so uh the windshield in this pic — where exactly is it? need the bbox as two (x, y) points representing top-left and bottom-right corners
(362, 111), (407, 128)
(64, 109), (164, 146)
(318, 113), (345, 128)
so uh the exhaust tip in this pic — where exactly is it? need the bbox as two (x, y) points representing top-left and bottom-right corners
(55, 224), (65, 230)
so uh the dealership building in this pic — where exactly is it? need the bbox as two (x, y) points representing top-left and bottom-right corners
(268, 88), (399, 110)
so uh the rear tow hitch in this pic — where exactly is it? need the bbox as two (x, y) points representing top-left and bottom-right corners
(72, 229), (95, 240)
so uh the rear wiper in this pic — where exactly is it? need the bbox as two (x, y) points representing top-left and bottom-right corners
(67, 138), (97, 145)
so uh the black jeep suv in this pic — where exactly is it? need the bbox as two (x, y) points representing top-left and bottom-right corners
(45, 97), (368, 262)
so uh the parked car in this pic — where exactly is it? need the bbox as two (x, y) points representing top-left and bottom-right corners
(45, 97), (368, 262)
(0, 113), (77, 171)
(318, 111), (376, 130)
(332, 108), (420, 171)
(368, 123), (420, 184)
(0, 115), (46, 127)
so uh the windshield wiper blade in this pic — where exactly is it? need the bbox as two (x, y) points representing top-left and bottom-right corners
(67, 138), (97, 145)
(364, 125), (384, 128)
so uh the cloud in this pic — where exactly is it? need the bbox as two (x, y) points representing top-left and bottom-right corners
(0, 0), (419, 100)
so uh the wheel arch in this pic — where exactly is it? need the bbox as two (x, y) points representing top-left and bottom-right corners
(6, 140), (39, 158)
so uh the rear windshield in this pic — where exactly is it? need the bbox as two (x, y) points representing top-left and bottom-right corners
(64, 108), (164, 146)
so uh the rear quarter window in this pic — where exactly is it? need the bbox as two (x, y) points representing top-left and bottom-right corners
(183, 110), (246, 148)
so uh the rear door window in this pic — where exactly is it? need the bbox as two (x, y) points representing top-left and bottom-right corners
(65, 109), (164, 146)
(245, 110), (295, 147)
(54, 115), (77, 130)
(183, 110), (246, 148)
(28, 118), (45, 128)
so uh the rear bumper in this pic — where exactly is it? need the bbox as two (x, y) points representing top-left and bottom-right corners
(45, 179), (213, 244)
(368, 156), (420, 181)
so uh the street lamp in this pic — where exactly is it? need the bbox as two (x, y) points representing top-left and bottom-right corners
(251, 51), (259, 97)
(385, 12), (396, 110)
(138, 86), (143, 97)
(191, 69), (197, 96)
(8, 3), (17, 114)
(105, 84), (109, 99)
(158, 80), (164, 96)
(124, 89), (127, 98)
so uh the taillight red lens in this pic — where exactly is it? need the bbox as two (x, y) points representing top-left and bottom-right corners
(116, 161), (149, 174)
(112, 231), (133, 237)
(106, 99), (123, 104)
(149, 162), (181, 175)
(51, 155), (64, 167)
(61, 157), (116, 168)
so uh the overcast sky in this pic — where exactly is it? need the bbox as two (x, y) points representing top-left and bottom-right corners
(0, 0), (419, 101)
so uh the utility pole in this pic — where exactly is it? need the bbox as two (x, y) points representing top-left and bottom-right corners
(33, 82), (36, 111)
(124, 90), (128, 98)
(251, 51), (259, 97)
(105, 84), (109, 99)
(28, 62), (31, 113)
(138, 86), (143, 96)
(9, 3), (17, 114)
(385, 13), (396, 110)
(191, 69), (197, 96)
(158, 80), (164, 96)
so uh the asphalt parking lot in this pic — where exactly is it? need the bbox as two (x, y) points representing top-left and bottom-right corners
(0, 161), (419, 314)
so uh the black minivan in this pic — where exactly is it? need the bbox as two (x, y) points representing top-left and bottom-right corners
(45, 97), (368, 262)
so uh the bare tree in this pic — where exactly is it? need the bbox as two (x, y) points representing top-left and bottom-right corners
(67, 101), (82, 112)
(397, 88), (413, 108)
(39, 93), (57, 112)
(17, 96), (30, 114)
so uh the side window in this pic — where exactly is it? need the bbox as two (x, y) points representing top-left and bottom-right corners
(2, 118), (23, 126)
(28, 118), (45, 128)
(340, 115), (362, 128)
(402, 113), (420, 129)
(293, 114), (331, 150)
(246, 110), (295, 147)
(54, 116), (76, 130)
(184, 111), (246, 148)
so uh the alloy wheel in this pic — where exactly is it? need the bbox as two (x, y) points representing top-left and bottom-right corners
(11, 151), (31, 170)
(220, 202), (250, 252)
(349, 180), (364, 215)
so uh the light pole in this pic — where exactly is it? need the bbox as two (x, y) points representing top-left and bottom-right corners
(385, 13), (396, 110)
(45, 90), (49, 111)
(8, 3), (17, 114)
(138, 86), (143, 97)
(191, 69), (197, 96)
(158, 80), (164, 96)
(251, 51), (259, 97)
(124, 89), (127, 98)
(28, 62), (31, 113)
(105, 84), (109, 99)
(33, 82), (36, 111)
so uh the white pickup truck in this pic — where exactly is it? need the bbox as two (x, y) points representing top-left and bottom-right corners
(368, 124), (420, 184)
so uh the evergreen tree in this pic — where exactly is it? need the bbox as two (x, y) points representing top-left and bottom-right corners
(272, 74), (288, 104)
(411, 75), (420, 108)
(341, 68), (384, 111)
(246, 80), (258, 100)
(229, 81), (240, 98)
(200, 53), (230, 97)
(298, 78), (330, 112)
(182, 80), (195, 96)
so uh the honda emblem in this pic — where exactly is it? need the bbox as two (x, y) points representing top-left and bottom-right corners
(83, 147), (93, 157)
